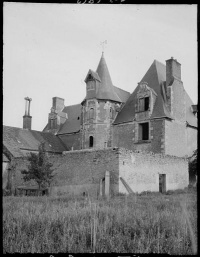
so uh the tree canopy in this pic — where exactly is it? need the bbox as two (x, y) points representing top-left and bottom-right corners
(21, 142), (55, 189)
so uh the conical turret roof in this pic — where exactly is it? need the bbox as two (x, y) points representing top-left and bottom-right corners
(95, 53), (121, 102)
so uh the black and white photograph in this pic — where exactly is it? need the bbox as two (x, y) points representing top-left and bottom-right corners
(3, 3), (197, 254)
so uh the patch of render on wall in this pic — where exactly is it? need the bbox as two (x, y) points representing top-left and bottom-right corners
(118, 148), (188, 194)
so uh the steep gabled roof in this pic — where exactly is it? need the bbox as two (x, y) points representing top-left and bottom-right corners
(57, 104), (82, 134)
(114, 60), (172, 124)
(3, 125), (67, 158)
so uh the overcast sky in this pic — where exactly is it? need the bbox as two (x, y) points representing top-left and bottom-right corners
(3, 3), (197, 131)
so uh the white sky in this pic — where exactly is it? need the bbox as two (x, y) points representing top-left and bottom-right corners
(3, 3), (197, 131)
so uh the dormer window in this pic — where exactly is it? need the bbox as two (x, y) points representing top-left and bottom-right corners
(139, 97), (149, 112)
(88, 74), (93, 81)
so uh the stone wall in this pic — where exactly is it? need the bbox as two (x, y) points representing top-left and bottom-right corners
(119, 148), (188, 194)
(165, 119), (187, 157)
(81, 99), (117, 149)
(112, 122), (135, 150)
(151, 119), (165, 153)
(10, 147), (189, 196)
(186, 126), (197, 157)
(50, 148), (119, 196)
(113, 119), (165, 154)
(170, 80), (186, 122)
(12, 148), (120, 197)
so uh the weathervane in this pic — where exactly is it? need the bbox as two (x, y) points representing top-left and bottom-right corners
(100, 40), (107, 54)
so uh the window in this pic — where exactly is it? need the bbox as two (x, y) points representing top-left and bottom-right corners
(88, 74), (93, 80)
(50, 118), (56, 129)
(139, 97), (149, 112)
(89, 108), (94, 119)
(89, 136), (94, 147)
(110, 107), (114, 119)
(139, 122), (149, 141)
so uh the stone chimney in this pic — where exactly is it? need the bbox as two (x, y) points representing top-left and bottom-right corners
(166, 57), (181, 86)
(52, 97), (64, 112)
(23, 97), (32, 130)
(165, 57), (186, 122)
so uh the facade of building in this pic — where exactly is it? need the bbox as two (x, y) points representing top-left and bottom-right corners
(43, 53), (197, 158)
(3, 53), (197, 195)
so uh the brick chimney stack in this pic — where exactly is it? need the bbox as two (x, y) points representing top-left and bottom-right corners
(23, 97), (32, 130)
(166, 57), (181, 86)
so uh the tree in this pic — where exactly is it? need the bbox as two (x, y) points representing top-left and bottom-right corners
(21, 142), (55, 190)
(188, 149), (198, 185)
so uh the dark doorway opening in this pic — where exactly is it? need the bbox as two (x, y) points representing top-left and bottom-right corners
(159, 174), (166, 193)
(139, 122), (149, 140)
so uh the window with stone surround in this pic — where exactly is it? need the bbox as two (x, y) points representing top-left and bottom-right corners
(89, 108), (94, 119)
(138, 122), (149, 141)
(110, 107), (114, 119)
(139, 97), (149, 112)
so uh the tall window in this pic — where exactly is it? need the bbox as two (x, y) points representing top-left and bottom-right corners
(110, 107), (114, 119)
(50, 118), (56, 129)
(138, 122), (149, 141)
(89, 108), (94, 119)
(89, 136), (94, 147)
(139, 97), (149, 112)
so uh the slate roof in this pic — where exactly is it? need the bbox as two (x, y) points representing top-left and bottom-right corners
(57, 104), (82, 134)
(3, 154), (9, 162)
(3, 125), (67, 158)
(114, 60), (171, 124)
(85, 69), (101, 82)
(94, 53), (122, 102)
(185, 92), (198, 127)
(113, 85), (131, 103)
(114, 59), (197, 126)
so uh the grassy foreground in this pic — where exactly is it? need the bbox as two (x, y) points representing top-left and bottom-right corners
(3, 188), (197, 254)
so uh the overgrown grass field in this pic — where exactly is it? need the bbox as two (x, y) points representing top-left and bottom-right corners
(3, 188), (197, 254)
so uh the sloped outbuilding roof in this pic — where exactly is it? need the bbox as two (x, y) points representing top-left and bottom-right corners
(3, 125), (67, 158)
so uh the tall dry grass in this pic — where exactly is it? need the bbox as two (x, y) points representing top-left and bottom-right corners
(3, 188), (197, 254)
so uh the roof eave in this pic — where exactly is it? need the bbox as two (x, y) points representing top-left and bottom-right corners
(186, 122), (197, 129)
(57, 130), (80, 135)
